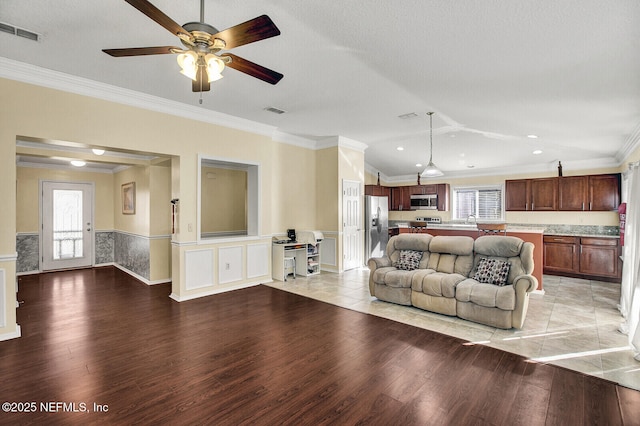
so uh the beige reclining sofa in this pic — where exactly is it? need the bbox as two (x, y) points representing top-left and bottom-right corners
(368, 233), (538, 329)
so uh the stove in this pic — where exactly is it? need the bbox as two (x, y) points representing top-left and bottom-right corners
(416, 217), (442, 224)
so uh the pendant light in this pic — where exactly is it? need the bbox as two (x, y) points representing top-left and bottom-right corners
(421, 111), (444, 178)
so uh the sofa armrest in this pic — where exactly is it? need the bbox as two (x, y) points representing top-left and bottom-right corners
(513, 275), (538, 294)
(511, 274), (538, 329)
(368, 257), (392, 271)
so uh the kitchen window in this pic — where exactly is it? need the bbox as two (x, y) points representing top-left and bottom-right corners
(452, 185), (504, 221)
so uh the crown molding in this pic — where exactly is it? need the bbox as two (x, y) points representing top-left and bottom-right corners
(315, 135), (368, 152)
(617, 122), (640, 163)
(0, 56), (294, 142)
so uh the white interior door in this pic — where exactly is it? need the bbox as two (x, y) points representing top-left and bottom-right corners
(343, 180), (362, 270)
(41, 181), (94, 271)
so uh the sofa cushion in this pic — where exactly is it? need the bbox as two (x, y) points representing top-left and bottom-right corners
(373, 267), (416, 288)
(413, 272), (466, 298)
(473, 258), (511, 286)
(425, 236), (474, 276)
(394, 250), (423, 271)
(456, 279), (516, 310)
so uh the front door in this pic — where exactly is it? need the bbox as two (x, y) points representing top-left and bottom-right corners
(41, 181), (94, 271)
(343, 180), (362, 270)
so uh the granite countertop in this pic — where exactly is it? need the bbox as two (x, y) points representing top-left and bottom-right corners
(389, 221), (619, 238)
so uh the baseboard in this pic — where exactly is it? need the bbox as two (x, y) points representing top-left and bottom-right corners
(112, 263), (171, 286)
(0, 325), (21, 342)
(170, 279), (268, 302)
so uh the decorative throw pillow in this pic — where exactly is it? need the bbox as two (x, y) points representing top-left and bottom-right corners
(473, 258), (511, 286)
(394, 250), (423, 271)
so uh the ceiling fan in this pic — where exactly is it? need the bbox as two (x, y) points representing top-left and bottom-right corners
(103, 0), (283, 94)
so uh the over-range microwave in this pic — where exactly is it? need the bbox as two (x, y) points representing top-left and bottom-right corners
(410, 194), (438, 210)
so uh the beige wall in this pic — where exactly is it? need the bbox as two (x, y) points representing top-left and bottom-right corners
(1, 77), (327, 321)
(16, 167), (115, 233)
(269, 142), (317, 233)
(201, 166), (247, 234)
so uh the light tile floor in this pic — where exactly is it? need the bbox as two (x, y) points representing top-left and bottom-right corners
(265, 269), (640, 391)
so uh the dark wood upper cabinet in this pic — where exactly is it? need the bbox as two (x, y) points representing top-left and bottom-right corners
(588, 174), (620, 211)
(505, 179), (530, 211)
(507, 173), (620, 212)
(505, 177), (557, 211)
(436, 184), (450, 211)
(530, 177), (558, 211)
(558, 176), (588, 211)
(410, 184), (437, 195)
(390, 186), (412, 211)
(364, 184), (390, 198)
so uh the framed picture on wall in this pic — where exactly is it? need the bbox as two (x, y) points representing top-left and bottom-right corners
(122, 182), (136, 215)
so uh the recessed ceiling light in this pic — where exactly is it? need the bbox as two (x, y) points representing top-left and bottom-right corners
(397, 146), (404, 151)
(71, 160), (86, 167)
(527, 134), (538, 139)
(533, 149), (543, 155)
(92, 149), (105, 155)
(416, 163), (423, 167)
(467, 165), (475, 168)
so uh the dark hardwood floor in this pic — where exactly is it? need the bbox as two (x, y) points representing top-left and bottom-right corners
(1, 267), (638, 425)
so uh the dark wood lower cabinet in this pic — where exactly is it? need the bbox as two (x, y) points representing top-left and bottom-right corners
(543, 235), (621, 282)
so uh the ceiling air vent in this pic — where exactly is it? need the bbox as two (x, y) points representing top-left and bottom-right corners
(398, 112), (419, 119)
(0, 22), (40, 41)
(264, 106), (286, 115)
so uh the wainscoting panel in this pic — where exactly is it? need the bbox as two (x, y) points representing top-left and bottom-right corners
(114, 232), (150, 280)
(218, 246), (243, 284)
(185, 249), (214, 290)
(246, 243), (269, 279)
(320, 236), (337, 267)
(16, 234), (39, 273)
(95, 231), (114, 265)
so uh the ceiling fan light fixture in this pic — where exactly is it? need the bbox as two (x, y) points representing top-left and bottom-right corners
(205, 54), (225, 82)
(420, 112), (444, 178)
(177, 51), (199, 81)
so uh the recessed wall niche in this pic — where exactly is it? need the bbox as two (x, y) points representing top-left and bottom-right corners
(198, 156), (259, 240)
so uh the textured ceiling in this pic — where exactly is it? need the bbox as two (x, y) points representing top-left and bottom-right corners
(2, 0), (639, 180)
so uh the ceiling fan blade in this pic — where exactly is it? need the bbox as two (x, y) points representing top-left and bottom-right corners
(213, 15), (280, 50)
(103, 46), (180, 57)
(192, 67), (211, 92)
(223, 54), (283, 85)
(125, 0), (191, 41)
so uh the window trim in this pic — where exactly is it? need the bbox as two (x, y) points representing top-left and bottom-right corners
(451, 184), (505, 222)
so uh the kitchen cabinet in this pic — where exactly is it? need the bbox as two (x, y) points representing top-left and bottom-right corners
(558, 176), (588, 211)
(365, 184), (390, 197)
(505, 178), (557, 211)
(391, 186), (412, 211)
(410, 184), (437, 195)
(436, 183), (450, 211)
(389, 183), (449, 211)
(579, 237), (620, 278)
(543, 235), (579, 274)
(558, 174), (620, 211)
(543, 235), (621, 281)
(588, 174), (620, 211)
(365, 185), (392, 211)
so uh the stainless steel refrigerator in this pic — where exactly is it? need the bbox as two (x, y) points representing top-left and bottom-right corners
(365, 195), (389, 260)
